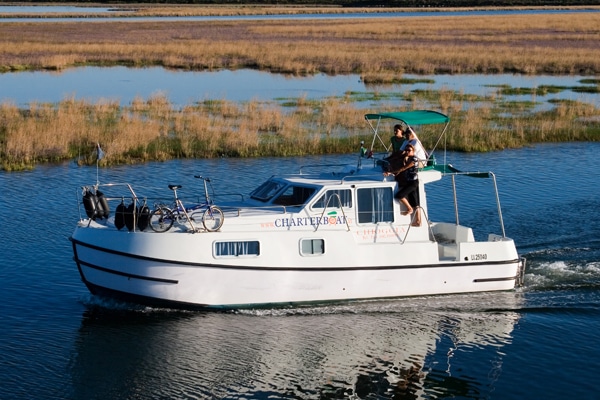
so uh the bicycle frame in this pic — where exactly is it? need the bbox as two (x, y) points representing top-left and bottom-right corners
(193, 175), (224, 231)
(150, 178), (223, 233)
(150, 185), (196, 233)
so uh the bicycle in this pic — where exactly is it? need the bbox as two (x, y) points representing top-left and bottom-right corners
(189, 175), (224, 232)
(148, 178), (224, 233)
(149, 184), (197, 233)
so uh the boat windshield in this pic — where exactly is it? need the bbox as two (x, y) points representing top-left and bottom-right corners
(250, 179), (285, 202)
(272, 185), (316, 207)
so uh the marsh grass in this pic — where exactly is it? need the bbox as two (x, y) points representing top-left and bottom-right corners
(1, 12), (600, 75)
(1, 87), (598, 170)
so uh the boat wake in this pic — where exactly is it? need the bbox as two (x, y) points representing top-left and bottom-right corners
(77, 290), (525, 316)
(78, 293), (194, 315)
(235, 291), (526, 317)
(522, 246), (600, 291)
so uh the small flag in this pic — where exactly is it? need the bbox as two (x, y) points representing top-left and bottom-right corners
(96, 143), (105, 161)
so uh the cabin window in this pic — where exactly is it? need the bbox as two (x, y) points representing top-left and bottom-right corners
(300, 239), (325, 255)
(357, 187), (394, 223)
(214, 241), (260, 257)
(272, 185), (316, 207)
(250, 180), (285, 202)
(312, 189), (352, 209)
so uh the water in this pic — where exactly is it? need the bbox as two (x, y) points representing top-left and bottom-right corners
(1, 67), (596, 108)
(0, 68), (367, 106)
(0, 6), (114, 14)
(1, 7), (598, 23)
(1, 142), (599, 399)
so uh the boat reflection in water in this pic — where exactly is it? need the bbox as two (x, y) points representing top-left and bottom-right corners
(69, 291), (522, 399)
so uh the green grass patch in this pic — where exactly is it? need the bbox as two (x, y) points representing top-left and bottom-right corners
(362, 76), (435, 85)
(579, 78), (600, 85)
(571, 85), (600, 94)
(495, 85), (568, 96)
(494, 100), (538, 111)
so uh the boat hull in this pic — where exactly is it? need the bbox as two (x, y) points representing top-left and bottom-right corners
(71, 226), (522, 309)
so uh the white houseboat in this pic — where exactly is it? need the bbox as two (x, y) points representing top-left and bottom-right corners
(70, 110), (525, 309)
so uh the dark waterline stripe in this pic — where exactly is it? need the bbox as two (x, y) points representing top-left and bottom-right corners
(474, 276), (517, 283)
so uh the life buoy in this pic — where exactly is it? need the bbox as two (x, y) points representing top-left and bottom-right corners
(114, 202), (126, 230)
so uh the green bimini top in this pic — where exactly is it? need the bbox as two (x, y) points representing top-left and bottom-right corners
(364, 110), (449, 126)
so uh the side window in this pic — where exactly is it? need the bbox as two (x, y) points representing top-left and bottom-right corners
(300, 239), (325, 255)
(357, 187), (394, 223)
(215, 241), (260, 257)
(312, 189), (352, 209)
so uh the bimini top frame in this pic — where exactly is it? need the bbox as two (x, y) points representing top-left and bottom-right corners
(364, 110), (507, 238)
(364, 110), (451, 164)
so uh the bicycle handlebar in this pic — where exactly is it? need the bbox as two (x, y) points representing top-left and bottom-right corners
(194, 175), (210, 182)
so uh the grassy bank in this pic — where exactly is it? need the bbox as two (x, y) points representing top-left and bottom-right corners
(1, 88), (598, 171)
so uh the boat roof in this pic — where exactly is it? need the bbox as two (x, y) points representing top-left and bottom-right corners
(275, 163), (446, 186)
(364, 110), (449, 126)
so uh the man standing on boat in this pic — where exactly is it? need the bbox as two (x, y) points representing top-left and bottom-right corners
(390, 124), (405, 153)
(384, 144), (421, 226)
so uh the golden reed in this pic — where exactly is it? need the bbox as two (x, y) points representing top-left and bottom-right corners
(1, 91), (598, 170)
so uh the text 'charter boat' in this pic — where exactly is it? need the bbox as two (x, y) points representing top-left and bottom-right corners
(70, 110), (526, 309)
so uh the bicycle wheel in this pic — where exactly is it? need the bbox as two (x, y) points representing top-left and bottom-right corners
(202, 206), (224, 231)
(149, 207), (175, 233)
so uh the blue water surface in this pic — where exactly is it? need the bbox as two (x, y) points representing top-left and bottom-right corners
(1, 67), (596, 109)
(1, 143), (599, 399)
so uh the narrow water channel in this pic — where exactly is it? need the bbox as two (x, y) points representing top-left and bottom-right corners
(1, 66), (596, 109)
